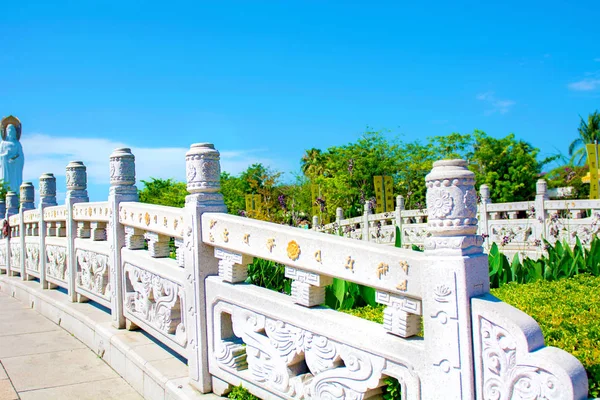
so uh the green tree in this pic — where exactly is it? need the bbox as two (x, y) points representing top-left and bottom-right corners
(569, 111), (600, 166)
(469, 131), (554, 202)
(138, 178), (187, 207)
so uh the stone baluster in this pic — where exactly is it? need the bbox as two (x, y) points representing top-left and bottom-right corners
(77, 221), (91, 238)
(535, 179), (548, 242)
(145, 232), (170, 258)
(65, 161), (89, 302)
(395, 195), (404, 244)
(0, 199), (5, 274)
(214, 247), (252, 283)
(183, 143), (227, 393)
(90, 222), (107, 241)
(312, 215), (319, 230)
(39, 172), (57, 288)
(335, 207), (343, 234)
(376, 291), (421, 337)
(507, 211), (519, 219)
(6, 192), (19, 276)
(285, 267), (332, 307)
(19, 182), (35, 280)
(477, 184), (490, 245)
(124, 226), (145, 249)
(174, 238), (184, 267)
(420, 159), (490, 399)
(362, 201), (370, 241)
(108, 148), (139, 329)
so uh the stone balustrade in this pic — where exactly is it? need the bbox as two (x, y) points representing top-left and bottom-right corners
(0, 147), (590, 400)
(319, 180), (600, 260)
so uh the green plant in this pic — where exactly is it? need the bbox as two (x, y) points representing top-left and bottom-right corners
(492, 274), (600, 397)
(383, 376), (402, 400)
(246, 258), (291, 295)
(228, 384), (260, 400)
(488, 236), (600, 288)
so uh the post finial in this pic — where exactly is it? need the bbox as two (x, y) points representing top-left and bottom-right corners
(185, 143), (221, 194)
(109, 148), (136, 187)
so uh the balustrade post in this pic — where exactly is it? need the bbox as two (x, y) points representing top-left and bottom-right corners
(311, 215), (319, 230)
(421, 160), (490, 399)
(335, 207), (343, 235)
(478, 184), (490, 248)
(362, 201), (370, 241)
(19, 182), (35, 280)
(0, 200), (5, 274)
(183, 143), (227, 393)
(39, 173), (57, 289)
(395, 194), (404, 245)
(108, 148), (138, 329)
(65, 162), (89, 302)
(535, 179), (548, 242)
(6, 192), (19, 276)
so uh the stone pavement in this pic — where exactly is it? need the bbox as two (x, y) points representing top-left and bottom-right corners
(0, 290), (142, 400)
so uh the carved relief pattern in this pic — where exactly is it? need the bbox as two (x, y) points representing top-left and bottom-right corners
(124, 263), (186, 346)
(186, 145), (221, 192)
(427, 188), (454, 219)
(0, 243), (5, 267)
(10, 243), (21, 270)
(46, 245), (68, 282)
(219, 305), (386, 399)
(109, 157), (135, 184)
(66, 168), (86, 190)
(25, 243), (40, 272)
(480, 317), (563, 400)
(76, 250), (111, 300)
(490, 224), (534, 245)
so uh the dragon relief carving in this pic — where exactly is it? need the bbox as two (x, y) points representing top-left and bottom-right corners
(46, 245), (68, 282)
(76, 250), (111, 300)
(216, 305), (386, 399)
(480, 317), (563, 400)
(124, 263), (186, 346)
(25, 243), (40, 272)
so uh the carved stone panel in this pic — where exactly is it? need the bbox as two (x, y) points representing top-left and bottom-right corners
(10, 243), (21, 271)
(0, 243), (6, 267)
(214, 302), (386, 399)
(76, 250), (111, 301)
(46, 245), (68, 282)
(25, 243), (40, 272)
(124, 263), (186, 347)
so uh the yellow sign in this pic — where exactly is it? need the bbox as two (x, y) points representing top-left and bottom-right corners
(245, 194), (262, 212)
(586, 144), (599, 199)
(373, 176), (394, 213)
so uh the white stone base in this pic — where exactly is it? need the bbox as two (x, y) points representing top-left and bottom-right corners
(0, 275), (223, 400)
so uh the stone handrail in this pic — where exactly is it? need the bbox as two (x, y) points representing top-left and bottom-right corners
(319, 180), (600, 260)
(0, 146), (589, 399)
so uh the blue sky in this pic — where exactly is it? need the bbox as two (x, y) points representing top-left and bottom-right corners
(1, 1), (599, 202)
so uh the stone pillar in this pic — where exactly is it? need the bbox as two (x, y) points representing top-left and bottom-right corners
(65, 162), (89, 302)
(183, 143), (227, 393)
(311, 215), (319, 230)
(362, 201), (370, 241)
(19, 182), (35, 280)
(478, 184), (490, 247)
(395, 195), (404, 245)
(0, 200), (5, 274)
(39, 173), (57, 289)
(535, 179), (548, 241)
(421, 160), (490, 400)
(107, 148), (138, 328)
(6, 192), (19, 276)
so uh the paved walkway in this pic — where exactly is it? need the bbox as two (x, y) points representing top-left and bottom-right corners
(0, 291), (142, 400)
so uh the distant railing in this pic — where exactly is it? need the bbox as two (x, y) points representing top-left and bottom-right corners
(0, 147), (589, 399)
(317, 180), (600, 260)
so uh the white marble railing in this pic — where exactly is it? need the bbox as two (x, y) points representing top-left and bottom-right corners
(318, 181), (600, 260)
(0, 147), (589, 399)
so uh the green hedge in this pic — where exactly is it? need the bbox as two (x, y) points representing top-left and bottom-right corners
(492, 274), (600, 398)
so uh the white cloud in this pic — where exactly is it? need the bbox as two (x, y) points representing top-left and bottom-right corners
(476, 92), (515, 115)
(20, 133), (276, 187)
(568, 78), (600, 92)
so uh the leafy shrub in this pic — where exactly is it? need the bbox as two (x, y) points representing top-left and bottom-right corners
(489, 236), (600, 288)
(492, 274), (600, 398)
(246, 258), (291, 295)
(228, 384), (260, 400)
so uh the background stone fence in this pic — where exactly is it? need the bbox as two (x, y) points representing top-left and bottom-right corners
(317, 180), (600, 260)
(0, 149), (589, 399)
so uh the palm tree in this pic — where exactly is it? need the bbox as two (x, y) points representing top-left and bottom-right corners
(301, 148), (326, 179)
(569, 111), (600, 166)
